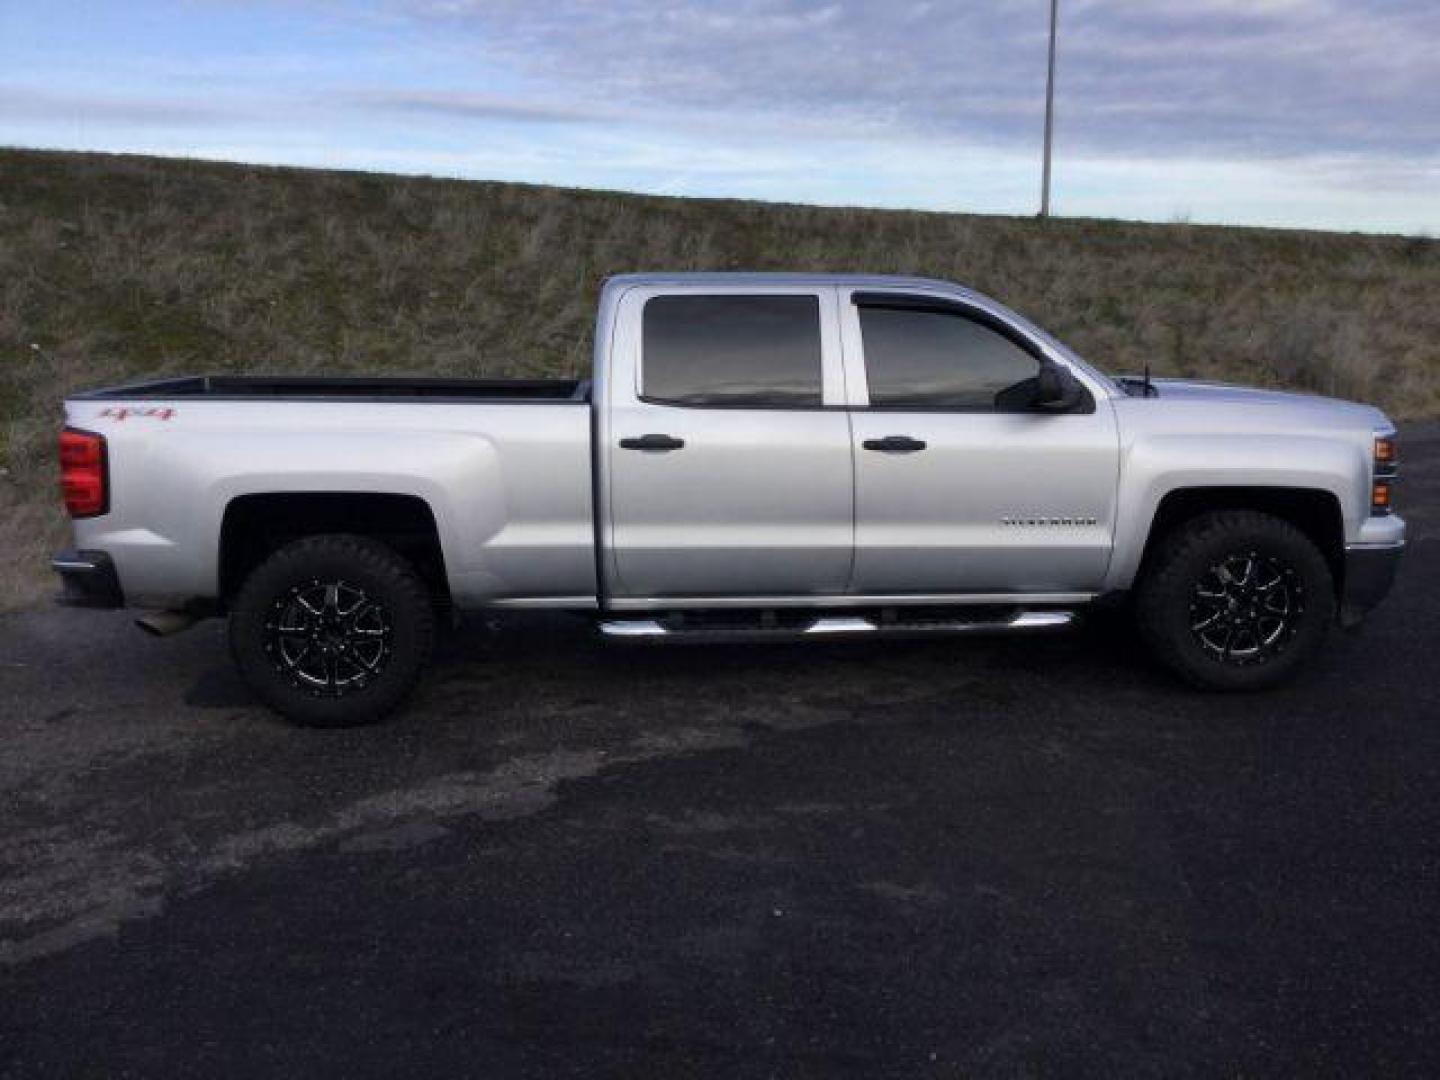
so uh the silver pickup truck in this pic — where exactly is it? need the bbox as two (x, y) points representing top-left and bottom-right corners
(53, 273), (1404, 725)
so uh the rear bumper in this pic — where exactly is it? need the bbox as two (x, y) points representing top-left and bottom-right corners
(51, 550), (124, 609)
(1339, 542), (1403, 628)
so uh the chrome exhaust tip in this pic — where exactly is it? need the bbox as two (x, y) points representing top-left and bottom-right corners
(135, 610), (200, 637)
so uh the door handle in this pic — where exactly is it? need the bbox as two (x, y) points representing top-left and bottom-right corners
(862, 435), (927, 454)
(620, 433), (686, 451)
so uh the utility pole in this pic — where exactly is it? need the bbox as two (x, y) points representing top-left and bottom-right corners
(1040, 0), (1059, 217)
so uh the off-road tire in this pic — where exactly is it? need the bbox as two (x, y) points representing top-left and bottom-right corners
(1135, 510), (1334, 691)
(229, 534), (435, 726)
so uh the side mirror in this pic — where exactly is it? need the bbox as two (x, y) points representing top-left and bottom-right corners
(1033, 361), (1087, 412)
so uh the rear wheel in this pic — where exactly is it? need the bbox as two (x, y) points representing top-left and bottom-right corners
(230, 534), (435, 726)
(1135, 510), (1334, 690)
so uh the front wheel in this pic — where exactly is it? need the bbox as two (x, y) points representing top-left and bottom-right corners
(229, 534), (436, 726)
(1135, 510), (1335, 691)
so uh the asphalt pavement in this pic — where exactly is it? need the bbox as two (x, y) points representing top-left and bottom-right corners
(2, 425), (1438, 1077)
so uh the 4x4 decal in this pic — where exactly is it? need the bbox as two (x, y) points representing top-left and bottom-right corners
(97, 407), (175, 421)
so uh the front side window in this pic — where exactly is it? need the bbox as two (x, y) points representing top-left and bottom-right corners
(642, 294), (823, 408)
(859, 303), (1040, 410)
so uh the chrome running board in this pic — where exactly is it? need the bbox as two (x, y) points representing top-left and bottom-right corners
(599, 610), (1075, 642)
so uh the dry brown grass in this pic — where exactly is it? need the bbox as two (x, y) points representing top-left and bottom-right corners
(2, 148), (1438, 609)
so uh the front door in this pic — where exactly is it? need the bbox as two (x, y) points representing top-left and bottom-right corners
(604, 287), (854, 600)
(843, 291), (1119, 595)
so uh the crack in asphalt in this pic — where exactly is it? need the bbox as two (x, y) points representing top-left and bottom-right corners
(0, 725), (762, 966)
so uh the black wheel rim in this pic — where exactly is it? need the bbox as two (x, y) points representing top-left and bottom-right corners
(264, 579), (393, 696)
(1189, 550), (1304, 666)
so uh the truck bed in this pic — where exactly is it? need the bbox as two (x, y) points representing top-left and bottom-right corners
(68, 375), (591, 402)
(62, 379), (599, 609)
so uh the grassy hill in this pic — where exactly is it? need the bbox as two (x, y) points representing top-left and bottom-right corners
(2, 147), (1437, 608)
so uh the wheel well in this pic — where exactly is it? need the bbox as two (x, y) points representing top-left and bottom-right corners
(219, 493), (448, 607)
(1140, 487), (1345, 584)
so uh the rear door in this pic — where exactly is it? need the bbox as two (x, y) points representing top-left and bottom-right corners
(842, 289), (1119, 595)
(603, 286), (854, 600)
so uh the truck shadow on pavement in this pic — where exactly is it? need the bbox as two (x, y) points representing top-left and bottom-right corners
(181, 608), (1161, 718)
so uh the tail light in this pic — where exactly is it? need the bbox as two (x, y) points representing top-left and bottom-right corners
(59, 427), (109, 518)
(1371, 435), (1397, 517)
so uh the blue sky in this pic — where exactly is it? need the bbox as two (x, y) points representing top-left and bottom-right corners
(1, 0), (1436, 234)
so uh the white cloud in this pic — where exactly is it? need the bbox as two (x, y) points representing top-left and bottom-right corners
(391, 0), (1440, 160)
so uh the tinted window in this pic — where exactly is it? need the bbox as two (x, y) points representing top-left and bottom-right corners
(642, 295), (823, 407)
(860, 304), (1039, 409)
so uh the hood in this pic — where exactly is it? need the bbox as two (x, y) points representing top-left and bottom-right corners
(1144, 378), (1391, 429)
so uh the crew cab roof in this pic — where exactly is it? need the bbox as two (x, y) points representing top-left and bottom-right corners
(603, 272), (977, 295)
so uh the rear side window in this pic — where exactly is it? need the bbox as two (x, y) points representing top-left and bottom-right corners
(859, 304), (1039, 410)
(642, 294), (823, 408)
